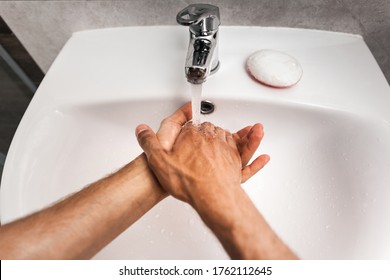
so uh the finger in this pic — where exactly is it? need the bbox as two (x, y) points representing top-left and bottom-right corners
(157, 102), (192, 150)
(238, 123), (264, 166)
(136, 124), (164, 163)
(246, 123), (264, 151)
(157, 121), (182, 150)
(162, 102), (192, 127)
(241, 154), (270, 183)
(235, 125), (252, 138)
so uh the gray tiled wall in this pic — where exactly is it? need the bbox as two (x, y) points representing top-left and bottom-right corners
(0, 0), (389, 83)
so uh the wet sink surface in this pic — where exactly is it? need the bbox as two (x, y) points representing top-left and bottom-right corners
(2, 27), (390, 259)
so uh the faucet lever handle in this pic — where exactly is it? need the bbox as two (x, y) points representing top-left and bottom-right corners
(176, 4), (220, 35)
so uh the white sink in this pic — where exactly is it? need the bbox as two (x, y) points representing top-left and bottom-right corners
(2, 26), (390, 259)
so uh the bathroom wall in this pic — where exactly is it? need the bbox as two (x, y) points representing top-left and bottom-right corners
(0, 0), (389, 83)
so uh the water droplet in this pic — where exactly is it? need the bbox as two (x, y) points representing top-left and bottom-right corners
(160, 228), (165, 234)
(154, 214), (160, 219)
(325, 224), (331, 230)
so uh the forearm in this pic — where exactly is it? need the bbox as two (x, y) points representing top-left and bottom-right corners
(196, 188), (297, 260)
(0, 154), (165, 259)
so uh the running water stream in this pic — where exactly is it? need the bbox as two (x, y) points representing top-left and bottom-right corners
(190, 83), (203, 125)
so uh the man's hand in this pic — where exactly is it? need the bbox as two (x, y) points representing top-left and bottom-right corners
(137, 122), (242, 205)
(136, 119), (270, 227)
(136, 108), (298, 260)
(138, 102), (269, 187)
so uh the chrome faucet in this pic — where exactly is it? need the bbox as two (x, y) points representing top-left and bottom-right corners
(177, 4), (220, 84)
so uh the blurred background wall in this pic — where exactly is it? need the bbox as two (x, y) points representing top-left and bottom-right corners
(0, 0), (389, 82)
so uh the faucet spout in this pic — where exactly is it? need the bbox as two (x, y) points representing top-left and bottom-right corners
(177, 4), (220, 84)
(185, 36), (219, 84)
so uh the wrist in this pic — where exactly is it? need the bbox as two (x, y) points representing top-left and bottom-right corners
(192, 187), (268, 259)
(191, 185), (246, 231)
(131, 154), (168, 201)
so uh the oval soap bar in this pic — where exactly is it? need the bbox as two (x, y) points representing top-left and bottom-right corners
(246, 50), (303, 88)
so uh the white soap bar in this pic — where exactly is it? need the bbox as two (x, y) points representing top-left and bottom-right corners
(246, 49), (303, 88)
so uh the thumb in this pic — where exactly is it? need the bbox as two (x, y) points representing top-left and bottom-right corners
(135, 124), (163, 161)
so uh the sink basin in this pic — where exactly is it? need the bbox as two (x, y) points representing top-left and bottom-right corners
(2, 26), (390, 259)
